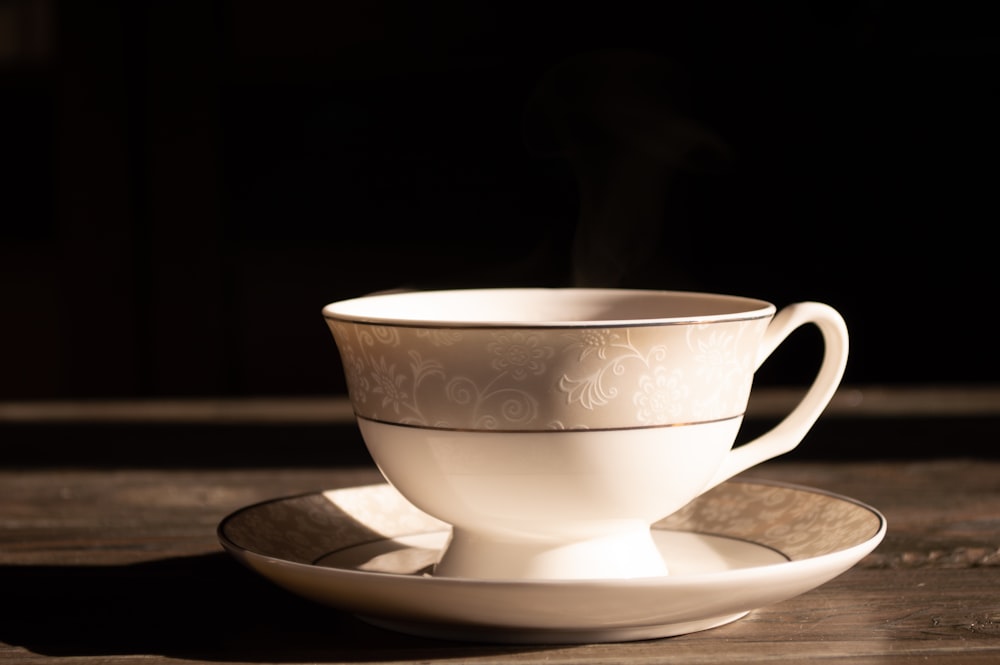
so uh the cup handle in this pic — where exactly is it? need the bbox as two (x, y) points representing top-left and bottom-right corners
(707, 302), (849, 488)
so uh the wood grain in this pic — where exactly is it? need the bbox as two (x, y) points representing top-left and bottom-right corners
(1, 460), (997, 663)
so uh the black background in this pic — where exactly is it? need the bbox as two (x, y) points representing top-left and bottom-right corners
(2, 1), (997, 401)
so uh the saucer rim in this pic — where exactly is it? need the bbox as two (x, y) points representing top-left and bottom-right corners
(217, 477), (886, 587)
(217, 478), (886, 643)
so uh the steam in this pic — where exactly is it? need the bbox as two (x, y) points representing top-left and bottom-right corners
(524, 49), (731, 287)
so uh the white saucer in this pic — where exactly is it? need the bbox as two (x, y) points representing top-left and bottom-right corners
(218, 479), (885, 644)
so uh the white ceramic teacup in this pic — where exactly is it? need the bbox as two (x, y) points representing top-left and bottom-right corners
(323, 288), (848, 580)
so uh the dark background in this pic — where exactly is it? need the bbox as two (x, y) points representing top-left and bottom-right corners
(2, 0), (997, 403)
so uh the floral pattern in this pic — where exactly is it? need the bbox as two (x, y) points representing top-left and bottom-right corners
(661, 481), (885, 560)
(487, 332), (553, 381)
(219, 481), (884, 569)
(633, 367), (688, 425)
(325, 317), (770, 431)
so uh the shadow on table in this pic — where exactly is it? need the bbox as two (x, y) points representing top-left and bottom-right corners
(0, 553), (556, 662)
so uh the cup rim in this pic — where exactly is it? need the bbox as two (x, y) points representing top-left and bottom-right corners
(322, 288), (776, 328)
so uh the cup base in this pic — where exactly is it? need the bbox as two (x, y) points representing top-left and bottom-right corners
(431, 525), (670, 580)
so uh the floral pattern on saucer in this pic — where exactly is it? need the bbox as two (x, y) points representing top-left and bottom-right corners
(660, 481), (884, 560)
(220, 480), (883, 568)
(218, 478), (886, 643)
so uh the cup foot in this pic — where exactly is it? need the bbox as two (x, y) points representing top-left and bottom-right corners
(431, 525), (670, 580)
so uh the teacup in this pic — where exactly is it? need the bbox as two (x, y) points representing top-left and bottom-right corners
(322, 288), (848, 580)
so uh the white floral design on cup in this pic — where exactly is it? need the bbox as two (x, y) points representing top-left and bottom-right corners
(370, 356), (410, 415)
(416, 329), (462, 347)
(328, 316), (766, 431)
(558, 328), (669, 410)
(686, 323), (754, 419)
(634, 367), (689, 425)
(487, 332), (554, 381)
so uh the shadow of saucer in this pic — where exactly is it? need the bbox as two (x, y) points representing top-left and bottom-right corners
(0, 552), (555, 662)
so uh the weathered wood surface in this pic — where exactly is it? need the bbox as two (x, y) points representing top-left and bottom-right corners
(1, 460), (998, 664)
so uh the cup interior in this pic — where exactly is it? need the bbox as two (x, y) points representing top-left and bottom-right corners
(323, 288), (774, 327)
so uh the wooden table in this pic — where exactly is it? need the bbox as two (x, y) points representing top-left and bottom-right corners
(2, 456), (998, 664)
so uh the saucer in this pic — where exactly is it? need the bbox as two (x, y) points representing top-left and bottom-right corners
(218, 479), (885, 644)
